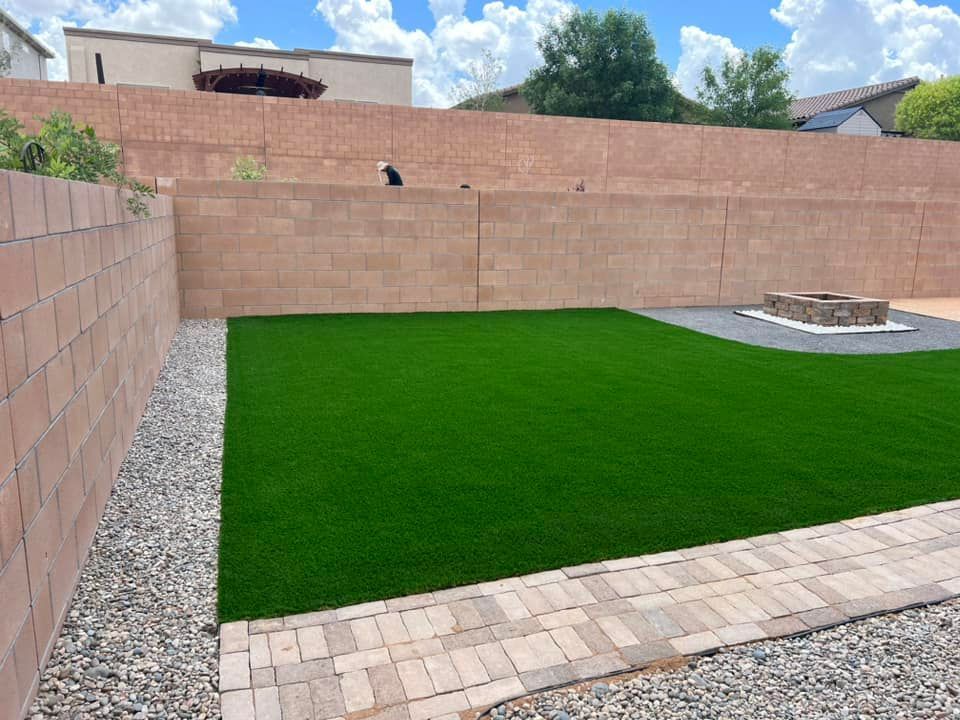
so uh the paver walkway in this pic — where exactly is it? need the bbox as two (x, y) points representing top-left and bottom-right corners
(219, 500), (960, 720)
(891, 297), (960, 322)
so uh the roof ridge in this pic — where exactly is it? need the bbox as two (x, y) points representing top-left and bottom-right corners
(789, 76), (920, 121)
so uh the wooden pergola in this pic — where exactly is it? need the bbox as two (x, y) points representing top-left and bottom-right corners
(192, 66), (327, 99)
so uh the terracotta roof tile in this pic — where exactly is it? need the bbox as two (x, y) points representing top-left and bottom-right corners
(789, 77), (920, 121)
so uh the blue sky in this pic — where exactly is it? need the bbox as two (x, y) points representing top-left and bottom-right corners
(9, 0), (960, 106)
(217, 0), (793, 72)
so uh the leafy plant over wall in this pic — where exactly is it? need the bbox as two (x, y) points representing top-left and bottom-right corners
(895, 76), (960, 141)
(231, 155), (268, 181)
(0, 109), (155, 218)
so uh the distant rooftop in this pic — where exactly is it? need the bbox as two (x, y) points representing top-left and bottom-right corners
(0, 7), (54, 58)
(798, 106), (880, 131)
(62, 26), (413, 66)
(790, 77), (920, 122)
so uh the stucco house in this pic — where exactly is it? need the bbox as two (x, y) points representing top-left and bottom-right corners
(63, 27), (413, 105)
(0, 7), (53, 80)
(790, 77), (920, 135)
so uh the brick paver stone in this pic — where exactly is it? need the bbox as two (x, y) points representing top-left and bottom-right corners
(221, 690), (254, 720)
(297, 626), (329, 661)
(253, 687), (281, 720)
(280, 683), (314, 720)
(221, 652), (251, 691)
(396, 659), (435, 700)
(249, 635), (272, 669)
(351, 617), (384, 650)
(402, 609), (437, 640)
(308, 677), (344, 720)
(223, 503), (960, 720)
(548, 627), (592, 661)
(423, 654), (463, 693)
(369, 663), (407, 705)
(340, 669), (376, 712)
(449, 647), (491, 687)
(221, 622), (249, 654)
(475, 642), (516, 680)
(268, 631), (301, 666)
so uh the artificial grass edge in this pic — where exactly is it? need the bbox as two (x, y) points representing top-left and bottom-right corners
(217, 309), (960, 622)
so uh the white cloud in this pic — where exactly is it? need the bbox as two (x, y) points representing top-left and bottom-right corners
(314, 0), (572, 107)
(771, 0), (960, 96)
(3, 0), (238, 80)
(674, 25), (743, 98)
(428, 0), (465, 22)
(234, 37), (279, 49)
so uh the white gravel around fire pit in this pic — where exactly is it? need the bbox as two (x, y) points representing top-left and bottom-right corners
(499, 599), (960, 720)
(29, 320), (227, 720)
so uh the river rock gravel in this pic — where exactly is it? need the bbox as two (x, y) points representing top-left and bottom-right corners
(29, 320), (227, 720)
(502, 599), (960, 720)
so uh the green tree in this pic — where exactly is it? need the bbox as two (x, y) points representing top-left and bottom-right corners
(522, 9), (675, 122)
(895, 76), (960, 140)
(696, 47), (794, 129)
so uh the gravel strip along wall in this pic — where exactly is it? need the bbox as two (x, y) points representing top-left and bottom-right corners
(501, 599), (960, 720)
(27, 319), (226, 719)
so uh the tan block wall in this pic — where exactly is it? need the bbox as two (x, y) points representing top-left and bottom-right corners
(915, 202), (960, 298)
(168, 180), (960, 318)
(478, 190), (726, 310)
(6, 78), (960, 202)
(719, 196), (924, 305)
(169, 179), (478, 318)
(0, 171), (178, 720)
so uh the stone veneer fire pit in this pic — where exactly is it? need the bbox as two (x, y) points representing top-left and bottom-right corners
(763, 292), (890, 327)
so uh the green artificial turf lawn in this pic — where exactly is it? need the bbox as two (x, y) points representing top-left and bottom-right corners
(219, 309), (960, 621)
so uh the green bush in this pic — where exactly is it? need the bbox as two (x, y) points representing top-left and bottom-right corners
(896, 76), (960, 140)
(231, 156), (268, 181)
(0, 109), (155, 218)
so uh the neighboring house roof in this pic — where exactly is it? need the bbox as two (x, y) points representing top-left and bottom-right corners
(62, 27), (413, 66)
(797, 106), (879, 131)
(790, 77), (920, 122)
(0, 7), (54, 58)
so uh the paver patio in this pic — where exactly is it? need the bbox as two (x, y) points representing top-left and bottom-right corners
(891, 297), (960, 322)
(219, 499), (960, 720)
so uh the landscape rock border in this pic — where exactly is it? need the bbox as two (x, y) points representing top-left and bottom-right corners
(29, 320), (227, 720)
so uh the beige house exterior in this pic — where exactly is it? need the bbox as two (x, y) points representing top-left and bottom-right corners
(64, 27), (413, 105)
(790, 77), (920, 134)
(0, 7), (53, 80)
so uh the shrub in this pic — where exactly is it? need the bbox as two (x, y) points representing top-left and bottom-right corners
(231, 156), (268, 181)
(0, 109), (155, 218)
(895, 76), (960, 141)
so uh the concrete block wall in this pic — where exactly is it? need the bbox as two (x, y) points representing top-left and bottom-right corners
(719, 196), (925, 305)
(5, 78), (960, 201)
(477, 190), (727, 310)
(915, 202), (960, 298)
(166, 178), (479, 318)
(0, 170), (178, 720)
(165, 179), (960, 318)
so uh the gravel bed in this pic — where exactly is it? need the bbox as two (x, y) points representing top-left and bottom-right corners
(501, 599), (960, 720)
(30, 320), (227, 720)
(633, 306), (960, 354)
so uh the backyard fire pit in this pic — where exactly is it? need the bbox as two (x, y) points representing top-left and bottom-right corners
(763, 292), (889, 327)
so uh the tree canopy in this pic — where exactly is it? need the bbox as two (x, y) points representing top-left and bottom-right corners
(696, 46), (794, 129)
(522, 9), (675, 122)
(895, 76), (960, 140)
